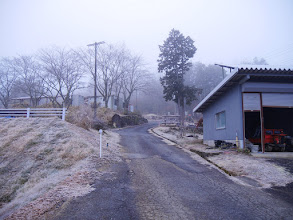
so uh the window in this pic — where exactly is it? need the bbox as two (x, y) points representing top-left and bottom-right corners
(215, 111), (226, 129)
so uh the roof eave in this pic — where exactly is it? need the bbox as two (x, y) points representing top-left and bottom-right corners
(193, 68), (239, 113)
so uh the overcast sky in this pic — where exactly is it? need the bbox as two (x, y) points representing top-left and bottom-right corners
(1, 0), (293, 71)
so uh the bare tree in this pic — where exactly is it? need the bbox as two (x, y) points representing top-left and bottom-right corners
(39, 47), (84, 108)
(0, 58), (18, 108)
(96, 45), (129, 108)
(13, 55), (45, 107)
(242, 57), (268, 65)
(134, 76), (173, 114)
(121, 55), (150, 113)
(78, 44), (128, 108)
(77, 44), (150, 112)
(185, 62), (222, 99)
(112, 75), (124, 110)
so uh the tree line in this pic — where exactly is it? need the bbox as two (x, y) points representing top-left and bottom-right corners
(0, 44), (150, 111)
(132, 61), (223, 116)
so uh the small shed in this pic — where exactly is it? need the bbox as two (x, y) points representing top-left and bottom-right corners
(193, 65), (293, 152)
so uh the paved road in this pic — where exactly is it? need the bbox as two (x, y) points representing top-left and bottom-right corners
(266, 159), (293, 205)
(54, 123), (293, 219)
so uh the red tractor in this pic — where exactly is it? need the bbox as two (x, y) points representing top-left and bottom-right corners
(249, 129), (287, 152)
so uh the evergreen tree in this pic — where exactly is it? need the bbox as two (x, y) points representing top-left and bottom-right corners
(158, 29), (198, 130)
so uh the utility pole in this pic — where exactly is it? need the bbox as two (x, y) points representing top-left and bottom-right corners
(215, 64), (235, 79)
(87, 41), (105, 119)
(136, 90), (138, 111)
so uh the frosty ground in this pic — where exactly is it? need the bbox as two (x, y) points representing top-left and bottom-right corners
(1, 118), (293, 219)
(0, 118), (122, 219)
(151, 126), (293, 188)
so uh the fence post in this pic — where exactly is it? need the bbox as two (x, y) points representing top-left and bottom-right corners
(26, 108), (30, 118)
(62, 107), (66, 121)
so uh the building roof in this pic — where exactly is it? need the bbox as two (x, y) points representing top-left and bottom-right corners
(11, 97), (31, 100)
(193, 65), (293, 113)
(11, 96), (48, 100)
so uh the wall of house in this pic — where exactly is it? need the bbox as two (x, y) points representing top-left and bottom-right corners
(72, 95), (85, 106)
(86, 95), (118, 110)
(203, 84), (244, 147)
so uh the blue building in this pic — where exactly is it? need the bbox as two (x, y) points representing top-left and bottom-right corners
(193, 65), (293, 152)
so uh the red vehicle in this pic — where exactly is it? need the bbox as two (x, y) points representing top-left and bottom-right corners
(249, 129), (286, 152)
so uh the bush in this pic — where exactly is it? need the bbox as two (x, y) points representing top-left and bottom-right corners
(37, 102), (54, 108)
(11, 103), (30, 108)
(66, 105), (94, 130)
(92, 118), (106, 130)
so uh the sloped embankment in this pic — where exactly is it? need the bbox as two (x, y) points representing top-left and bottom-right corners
(0, 117), (122, 219)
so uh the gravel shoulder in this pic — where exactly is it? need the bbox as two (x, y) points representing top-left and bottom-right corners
(151, 125), (293, 189)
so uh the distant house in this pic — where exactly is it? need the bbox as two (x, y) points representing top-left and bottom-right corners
(11, 96), (51, 107)
(71, 95), (85, 107)
(193, 65), (293, 152)
(84, 95), (122, 110)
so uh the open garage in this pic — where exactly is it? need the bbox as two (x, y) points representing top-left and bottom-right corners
(193, 65), (293, 153)
(243, 92), (293, 152)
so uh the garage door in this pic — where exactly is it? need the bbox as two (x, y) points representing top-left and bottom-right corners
(243, 93), (261, 111)
(262, 93), (293, 107)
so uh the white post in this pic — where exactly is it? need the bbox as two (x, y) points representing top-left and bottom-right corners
(26, 108), (30, 118)
(99, 129), (103, 158)
(62, 107), (66, 121)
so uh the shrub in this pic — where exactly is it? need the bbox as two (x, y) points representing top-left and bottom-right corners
(66, 105), (94, 130)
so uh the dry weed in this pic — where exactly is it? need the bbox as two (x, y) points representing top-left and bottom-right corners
(96, 107), (117, 125)
(0, 117), (122, 218)
(66, 105), (94, 130)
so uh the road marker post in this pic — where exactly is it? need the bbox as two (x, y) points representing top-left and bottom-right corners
(99, 129), (103, 158)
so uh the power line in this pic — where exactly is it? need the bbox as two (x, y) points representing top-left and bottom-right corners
(262, 42), (293, 58)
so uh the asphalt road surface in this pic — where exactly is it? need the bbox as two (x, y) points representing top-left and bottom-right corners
(54, 123), (293, 220)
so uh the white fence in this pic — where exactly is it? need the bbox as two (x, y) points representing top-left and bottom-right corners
(0, 108), (67, 121)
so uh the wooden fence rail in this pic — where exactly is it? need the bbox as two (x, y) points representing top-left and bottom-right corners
(0, 108), (67, 121)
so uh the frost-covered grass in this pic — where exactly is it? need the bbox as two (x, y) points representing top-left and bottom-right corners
(0, 117), (122, 219)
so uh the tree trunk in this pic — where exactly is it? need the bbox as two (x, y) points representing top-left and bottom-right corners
(116, 95), (120, 110)
(4, 101), (9, 109)
(182, 98), (186, 136)
(124, 99), (130, 114)
(177, 96), (183, 138)
(104, 97), (108, 108)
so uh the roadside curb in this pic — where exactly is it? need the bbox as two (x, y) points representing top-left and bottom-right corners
(149, 127), (178, 145)
(149, 126), (259, 187)
(149, 127), (229, 171)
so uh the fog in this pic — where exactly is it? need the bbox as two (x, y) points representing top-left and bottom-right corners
(1, 0), (293, 114)
(1, 0), (293, 69)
